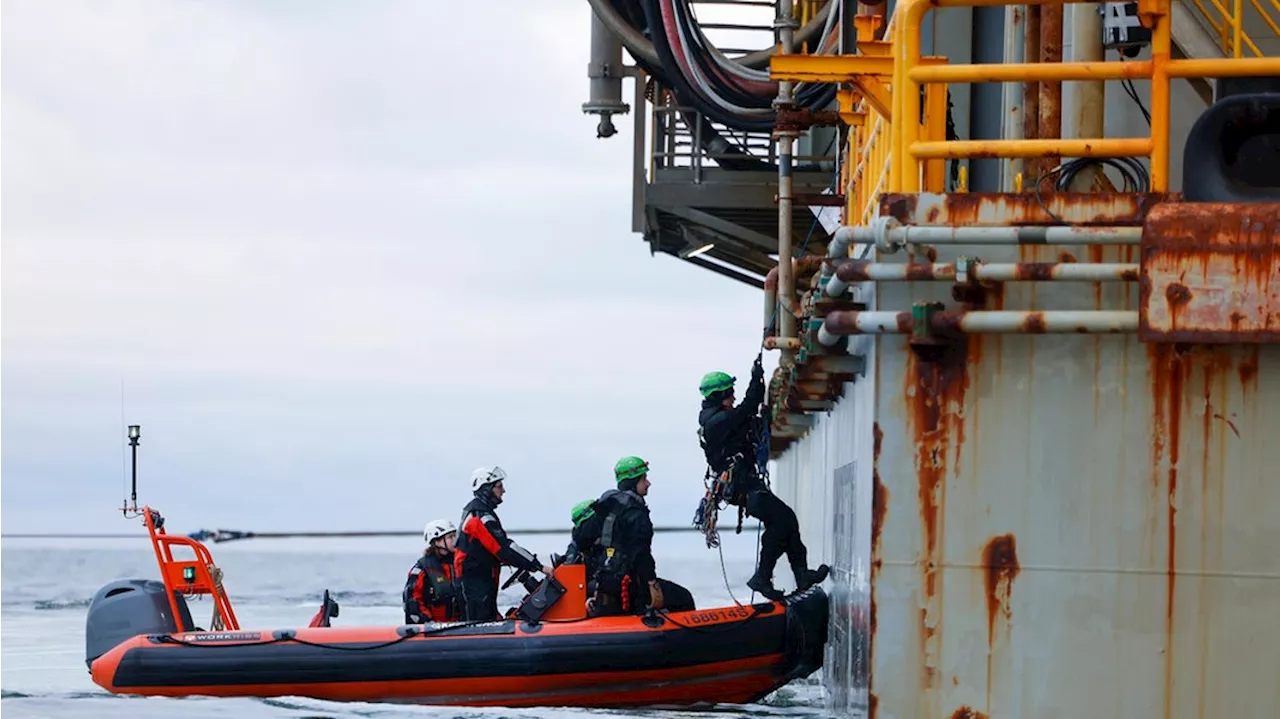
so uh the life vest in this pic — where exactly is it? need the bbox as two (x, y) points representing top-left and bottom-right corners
(454, 496), (542, 583)
(402, 551), (458, 623)
(590, 490), (649, 613)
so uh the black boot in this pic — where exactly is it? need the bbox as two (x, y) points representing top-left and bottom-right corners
(747, 573), (784, 601)
(794, 563), (831, 592)
(749, 543), (785, 601)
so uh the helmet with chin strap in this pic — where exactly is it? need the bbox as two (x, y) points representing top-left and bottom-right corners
(613, 456), (650, 483)
(699, 371), (735, 399)
(423, 518), (457, 544)
(470, 465), (507, 492)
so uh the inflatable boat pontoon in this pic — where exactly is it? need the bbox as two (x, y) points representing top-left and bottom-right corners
(85, 506), (829, 708)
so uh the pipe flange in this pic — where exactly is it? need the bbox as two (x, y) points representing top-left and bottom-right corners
(873, 215), (902, 255)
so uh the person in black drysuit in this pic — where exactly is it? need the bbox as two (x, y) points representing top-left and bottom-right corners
(453, 465), (553, 621)
(561, 500), (602, 569)
(584, 456), (696, 616)
(697, 357), (830, 601)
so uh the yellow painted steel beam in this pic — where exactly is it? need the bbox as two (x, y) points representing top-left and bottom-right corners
(853, 77), (893, 121)
(769, 53), (895, 82)
(836, 90), (867, 126)
(911, 60), (1154, 83)
(1166, 56), (1280, 77)
(910, 138), (1154, 160)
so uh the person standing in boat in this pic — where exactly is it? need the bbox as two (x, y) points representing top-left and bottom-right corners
(454, 465), (553, 621)
(402, 518), (460, 624)
(586, 456), (695, 616)
(697, 359), (829, 601)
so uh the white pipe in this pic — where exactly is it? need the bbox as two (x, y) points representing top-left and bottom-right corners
(818, 309), (1139, 344)
(837, 262), (1138, 282)
(839, 218), (1142, 250)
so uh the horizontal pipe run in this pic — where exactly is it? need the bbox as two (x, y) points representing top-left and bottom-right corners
(910, 138), (1153, 159)
(838, 222), (1142, 250)
(834, 261), (1140, 283)
(1166, 57), (1280, 78)
(764, 336), (803, 350)
(910, 60), (1152, 83)
(818, 310), (1138, 344)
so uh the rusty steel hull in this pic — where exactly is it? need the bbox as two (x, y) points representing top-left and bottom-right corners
(1139, 203), (1280, 343)
(771, 227), (1280, 717)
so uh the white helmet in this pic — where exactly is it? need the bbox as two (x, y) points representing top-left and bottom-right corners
(470, 465), (507, 492)
(423, 519), (457, 543)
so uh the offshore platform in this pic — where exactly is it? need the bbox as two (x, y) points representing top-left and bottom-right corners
(579, 0), (1278, 717)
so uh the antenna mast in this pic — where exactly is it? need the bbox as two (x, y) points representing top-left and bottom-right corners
(122, 424), (141, 517)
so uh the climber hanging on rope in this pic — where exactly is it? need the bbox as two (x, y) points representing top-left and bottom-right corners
(693, 353), (830, 601)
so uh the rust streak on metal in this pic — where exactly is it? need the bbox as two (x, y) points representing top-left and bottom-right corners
(871, 421), (887, 684)
(880, 192), (1176, 227)
(1088, 245), (1104, 308)
(1139, 202), (1280, 343)
(1149, 344), (1190, 718)
(1036, 3), (1064, 178)
(950, 707), (990, 719)
(983, 534), (1021, 645)
(983, 533), (1020, 714)
(1212, 413), (1240, 438)
(1239, 347), (1260, 390)
(1023, 312), (1047, 334)
(871, 422), (888, 572)
(904, 340), (969, 690)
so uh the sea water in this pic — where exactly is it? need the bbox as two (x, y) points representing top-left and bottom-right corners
(1, 532), (830, 719)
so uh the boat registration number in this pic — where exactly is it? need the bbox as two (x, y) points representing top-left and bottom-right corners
(181, 631), (262, 642)
(685, 607), (752, 625)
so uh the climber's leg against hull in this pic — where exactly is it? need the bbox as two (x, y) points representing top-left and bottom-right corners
(697, 357), (829, 601)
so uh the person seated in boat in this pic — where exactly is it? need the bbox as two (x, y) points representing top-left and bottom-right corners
(586, 456), (696, 617)
(402, 518), (460, 624)
(698, 360), (830, 601)
(561, 499), (599, 566)
(455, 465), (554, 621)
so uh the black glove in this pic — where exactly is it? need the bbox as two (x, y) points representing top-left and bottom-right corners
(751, 356), (764, 382)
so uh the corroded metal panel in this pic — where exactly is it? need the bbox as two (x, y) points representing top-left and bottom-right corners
(1139, 202), (1280, 343)
(878, 191), (1177, 227)
(870, 234), (1280, 718)
(773, 232), (1280, 717)
(773, 317), (877, 716)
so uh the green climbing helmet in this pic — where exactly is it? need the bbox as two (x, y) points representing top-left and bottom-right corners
(699, 370), (736, 398)
(570, 499), (596, 527)
(614, 455), (650, 483)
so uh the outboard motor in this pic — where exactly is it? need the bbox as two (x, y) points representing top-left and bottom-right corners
(84, 578), (195, 668)
(1182, 76), (1280, 203)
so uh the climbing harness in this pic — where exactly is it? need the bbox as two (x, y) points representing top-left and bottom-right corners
(692, 351), (772, 550)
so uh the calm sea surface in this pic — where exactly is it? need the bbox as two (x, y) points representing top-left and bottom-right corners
(1, 533), (830, 719)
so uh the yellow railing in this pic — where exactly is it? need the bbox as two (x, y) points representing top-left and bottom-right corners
(1188, 0), (1279, 57)
(892, 0), (1280, 193)
(841, 12), (947, 225)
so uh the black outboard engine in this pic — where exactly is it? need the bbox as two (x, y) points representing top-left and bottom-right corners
(84, 579), (195, 668)
(1182, 76), (1280, 203)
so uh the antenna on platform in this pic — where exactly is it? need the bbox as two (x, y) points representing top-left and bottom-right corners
(122, 424), (141, 517)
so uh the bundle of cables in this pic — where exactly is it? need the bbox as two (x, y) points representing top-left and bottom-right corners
(598, 0), (843, 171)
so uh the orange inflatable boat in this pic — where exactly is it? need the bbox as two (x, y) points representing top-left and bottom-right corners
(84, 507), (829, 708)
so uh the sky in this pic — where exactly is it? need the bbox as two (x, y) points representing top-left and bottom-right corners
(0, 0), (785, 543)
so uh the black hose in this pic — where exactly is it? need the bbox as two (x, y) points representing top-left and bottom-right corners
(611, 0), (835, 171)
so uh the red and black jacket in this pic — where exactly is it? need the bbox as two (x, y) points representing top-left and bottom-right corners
(454, 496), (542, 583)
(402, 551), (458, 623)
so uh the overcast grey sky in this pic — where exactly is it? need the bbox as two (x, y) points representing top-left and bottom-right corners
(1, 0), (783, 540)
